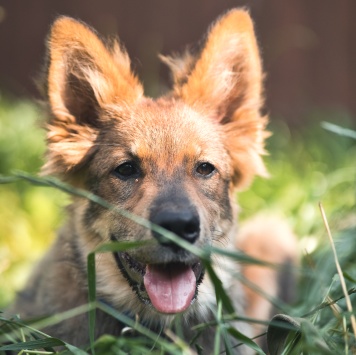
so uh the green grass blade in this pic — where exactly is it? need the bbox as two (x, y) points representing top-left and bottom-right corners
(0, 337), (64, 351)
(204, 262), (235, 315)
(226, 326), (265, 355)
(213, 301), (222, 355)
(63, 343), (89, 355)
(96, 301), (180, 354)
(321, 122), (356, 140)
(209, 246), (273, 266)
(0, 174), (19, 184)
(87, 253), (96, 355)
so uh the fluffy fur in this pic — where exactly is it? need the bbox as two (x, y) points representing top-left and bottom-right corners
(9, 9), (296, 354)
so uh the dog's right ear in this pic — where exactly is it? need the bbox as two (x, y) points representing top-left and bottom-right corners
(42, 17), (143, 177)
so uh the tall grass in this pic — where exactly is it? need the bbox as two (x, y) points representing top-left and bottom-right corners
(0, 97), (356, 354)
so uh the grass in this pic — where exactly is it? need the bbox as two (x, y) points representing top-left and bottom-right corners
(0, 98), (67, 307)
(0, 96), (356, 354)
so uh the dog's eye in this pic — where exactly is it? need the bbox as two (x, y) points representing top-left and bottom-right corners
(113, 162), (139, 179)
(196, 162), (215, 176)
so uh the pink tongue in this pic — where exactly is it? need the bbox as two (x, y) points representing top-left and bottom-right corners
(144, 264), (196, 314)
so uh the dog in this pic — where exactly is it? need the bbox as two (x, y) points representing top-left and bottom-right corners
(9, 9), (297, 353)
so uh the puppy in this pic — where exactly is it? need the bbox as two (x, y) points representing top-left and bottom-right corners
(10, 9), (296, 353)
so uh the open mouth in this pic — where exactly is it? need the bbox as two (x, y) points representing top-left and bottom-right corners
(113, 252), (204, 314)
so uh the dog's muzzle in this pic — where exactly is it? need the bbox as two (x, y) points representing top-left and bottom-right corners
(114, 192), (204, 314)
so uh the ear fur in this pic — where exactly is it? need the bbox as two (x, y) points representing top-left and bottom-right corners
(43, 12), (267, 189)
(42, 16), (143, 178)
(164, 9), (268, 188)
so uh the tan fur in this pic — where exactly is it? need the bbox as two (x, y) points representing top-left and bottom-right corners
(43, 17), (143, 177)
(237, 216), (298, 335)
(9, 9), (297, 354)
(169, 10), (268, 189)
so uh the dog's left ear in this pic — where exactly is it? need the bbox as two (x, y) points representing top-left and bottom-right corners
(164, 9), (268, 189)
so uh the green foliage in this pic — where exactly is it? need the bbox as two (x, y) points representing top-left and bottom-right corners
(240, 110), (356, 241)
(0, 97), (67, 307)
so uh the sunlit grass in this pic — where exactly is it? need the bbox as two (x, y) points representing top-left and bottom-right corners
(0, 97), (67, 307)
(239, 110), (356, 243)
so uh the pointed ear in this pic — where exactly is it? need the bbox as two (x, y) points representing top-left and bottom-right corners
(42, 16), (143, 177)
(167, 9), (268, 188)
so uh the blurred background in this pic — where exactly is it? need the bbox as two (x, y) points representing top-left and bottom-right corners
(0, 0), (355, 309)
(1, 0), (356, 120)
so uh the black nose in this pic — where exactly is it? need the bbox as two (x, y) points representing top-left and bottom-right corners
(151, 210), (200, 246)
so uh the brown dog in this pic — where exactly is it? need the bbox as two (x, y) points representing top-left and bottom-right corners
(10, 9), (296, 353)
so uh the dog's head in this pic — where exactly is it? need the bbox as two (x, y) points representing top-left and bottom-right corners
(42, 10), (267, 319)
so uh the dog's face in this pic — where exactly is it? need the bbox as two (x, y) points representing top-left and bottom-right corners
(84, 101), (234, 313)
(43, 11), (267, 319)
